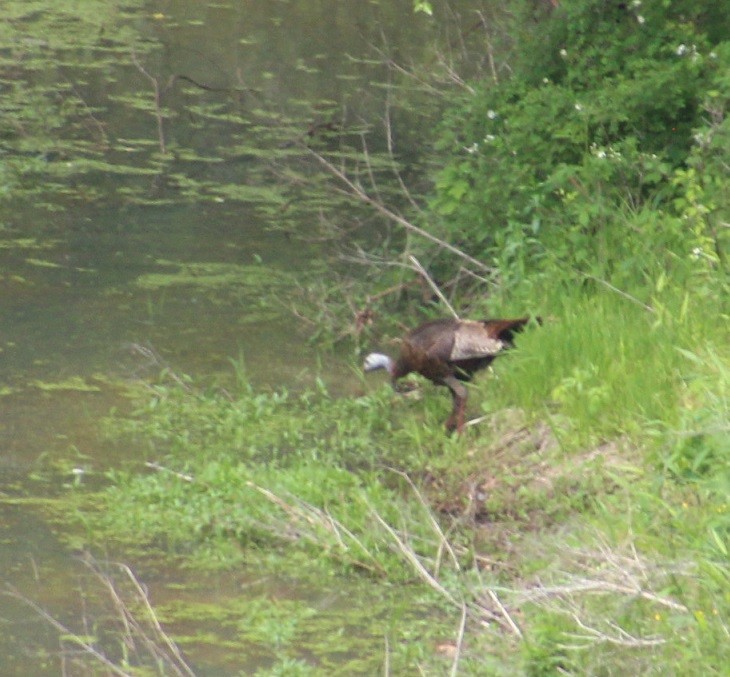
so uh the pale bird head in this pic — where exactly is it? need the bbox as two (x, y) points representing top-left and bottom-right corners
(363, 352), (393, 374)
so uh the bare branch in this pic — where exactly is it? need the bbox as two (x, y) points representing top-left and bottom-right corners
(449, 604), (468, 677)
(81, 555), (195, 677)
(579, 272), (655, 313)
(246, 481), (385, 575)
(145, 461), (194, 482)
(386, 467), (461, 571)
(131, 47), (167, 155)
(563, 612), (666, 648)
(485, 589), (522, 638)
(409, 255), (459, 318)
(304, 145), (494, 273)
(368, 505), (463, 608)
(3, 586), (132, 677)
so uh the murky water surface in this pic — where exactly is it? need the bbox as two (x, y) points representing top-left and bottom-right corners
(0, 1), (476, 672)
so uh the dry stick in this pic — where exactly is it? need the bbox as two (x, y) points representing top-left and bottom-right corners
(3, 587), (132, 677)
(131, 48), (166, 155)
(304, 146), (493, 273)
(457, 265), (495, 285)
(565, 613), (666, 648)
(579, 272), (655, 313)
(387, 467), (461, 571)
(464, 414), (489, 428)
(520, 577), (688, 612)
(383, 634), (391, 677)
(485, 589), (522, 638)
(369, 507), (463, 609)
(65, 79), (109, 147)
(370, 501), (522, 635)
(382, 85), (424, 215)
(81, 556), (194, 677)
(408, 255), (459, 319)
(145, 461), (194, 483)
(247, 482), (385, 574)
(127, 342), (193, 392)
(449, 604), (468, 677)
(365, 279), (419, 304)
(118, 563), (195, 676)
(475, 11), (500, 84)
(358, 43), (445, 98)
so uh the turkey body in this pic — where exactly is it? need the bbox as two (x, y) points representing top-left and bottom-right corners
(364, 317), (535, 433)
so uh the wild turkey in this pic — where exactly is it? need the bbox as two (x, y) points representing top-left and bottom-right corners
(363, 317), (536, 433)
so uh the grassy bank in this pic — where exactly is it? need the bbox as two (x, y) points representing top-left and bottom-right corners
(79, 284), (729, 674)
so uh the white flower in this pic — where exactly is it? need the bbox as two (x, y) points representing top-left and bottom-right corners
(559, 48), (567, 58)
(487, 109), (498, 120)
(464, 142), (479, 154)
(574, 103), (583, 112)
(709, 51), (717, 59)
(637, 14), (645, 24)
(631, 0), (642, 6)
(543, 77), (549, 84)
(484, 134), (496, 143)
(676, 44), (687, 56)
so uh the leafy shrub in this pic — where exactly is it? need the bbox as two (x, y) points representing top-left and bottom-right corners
(430, 0), (729, 293)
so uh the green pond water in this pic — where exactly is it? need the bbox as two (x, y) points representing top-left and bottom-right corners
(0, 1), (488, 673)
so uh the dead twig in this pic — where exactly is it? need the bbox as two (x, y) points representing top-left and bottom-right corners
(409, 255), (459, 319)
(304, 146), (494, 274)
(449, 603), (468, 677)
(145, 461), (194, 482)
(484, 589), (522, 637)
(368, 506), (463, 609)
(3, 586), (132, 677)
(4, 554), (195, 677)
(246, 482), (385, 575)
(82, 556), (195, 677)
(579, 272), (655, 313)
(561, 612), (666, 648)
(131, 48), (167, 155)
(386, 467), (461, 573)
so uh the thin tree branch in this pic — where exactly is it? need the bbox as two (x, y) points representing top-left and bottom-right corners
(304, 146), (494, 273)
(3, 587), (133, 677)
(409, 255), (459, 318)
(131, 47), (167, 155)
(449, 604), (468, 677)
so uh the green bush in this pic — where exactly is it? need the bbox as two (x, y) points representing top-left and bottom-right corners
(430, 0), (729, 293)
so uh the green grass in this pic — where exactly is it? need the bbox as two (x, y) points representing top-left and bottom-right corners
(487, 285), (727, 445)
(76, 283), (729, 674)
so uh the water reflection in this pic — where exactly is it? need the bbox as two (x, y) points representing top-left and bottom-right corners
(0, 0), (457, 672)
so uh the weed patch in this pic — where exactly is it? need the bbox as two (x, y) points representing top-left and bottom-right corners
(75, 285), (729, 673)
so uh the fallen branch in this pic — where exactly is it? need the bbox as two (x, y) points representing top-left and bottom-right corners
(4, 554), (195, 677)
(368, 506), (463, 608)
(246, 481), (385, 575)
(561, 612), (666, 648)
(82, 556), (195, 677)
(304, 145), (494, 273)
(386, 467), (461, 572)
(450, 604), (468, 677)
(409, 255), (459, 319)
(145, 461), (194, 483)
(3, 586), (131, 677)
(131, 48), (167, 155)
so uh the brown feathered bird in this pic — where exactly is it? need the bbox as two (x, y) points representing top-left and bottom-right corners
(363, 317), (536, 433)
